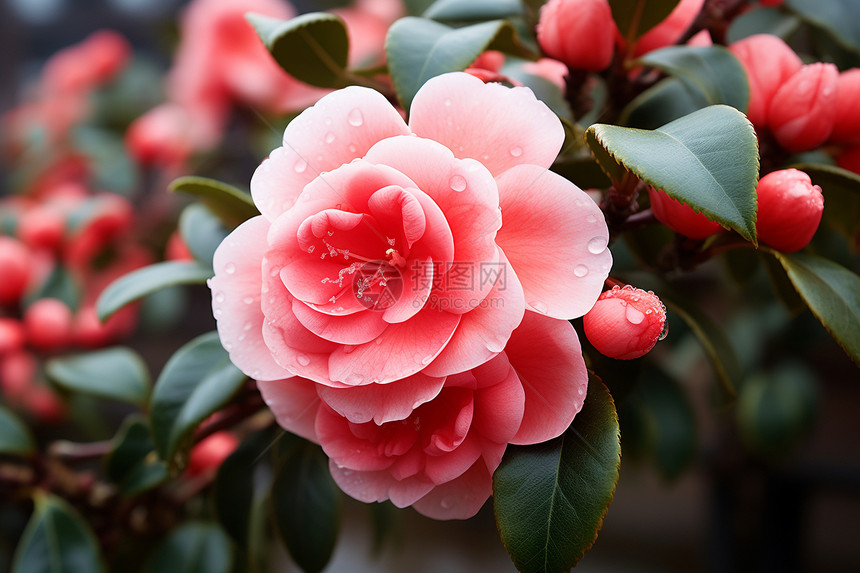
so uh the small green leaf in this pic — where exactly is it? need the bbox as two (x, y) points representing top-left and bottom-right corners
(12, 493), (106, 573)
(150, 332), (248, 462)
(169, 176), (259, 228)
(0, 405), (36, 457)
(632, 45), (749, 112)
(609, 0), (680, 42)
(247, 12), (350, 88)
(494, 376), (620, 572)
(46, 347), (150, 407)
(72, 127), (138, 195)
(423, 0), (526, 21)
(785, 0), (860, 55)
(271, 442), (342, 573)
(586, 105), (760, 244)
(96, 261), (213, 322)
(106, 417), (168, 496)
(726, 6), (801, 43)
(386, 17), (527, 110)
(774, 252), (860, 366)
(179, 204), (230, 267)
(144, 522), (233, 573)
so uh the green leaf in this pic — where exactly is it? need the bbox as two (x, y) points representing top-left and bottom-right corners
(12, 493), (106, 573)
(150, 332), (248, 462)
(632, 46), (749, 112)
(761, 253), (806, 314)
(46, 347), (150, 407)
(785, 0), (860, 55)
(72, 127), (138, 195)
(179, 204), (230, 267)
(774, 252), (860, 366)
(791, 162), (860, 243)
(0, 405), (36, 457)
(25, 265), (80, 311)
(493, 377), (620, 572)
(586, 105), (760, 244)
(270, 442), (341, 573)
(726, 6), (801, 44)
(106, 417), (168, 497)
(620, 76), (708, 129)
(386, 17), (527, 110)
(423, 0), (526, 21)
(609, 0), (680, 42)
(96, 261), (213, 322)
(144, 522), (233, 573)
(169, 176), (259, 229)
(247, 12), (350, 89)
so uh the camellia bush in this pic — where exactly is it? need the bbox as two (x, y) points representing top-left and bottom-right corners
(1, 0), (859, 571)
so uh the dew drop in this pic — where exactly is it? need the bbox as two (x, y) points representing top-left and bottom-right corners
(444, 99), (452, 107)
(574, 264), (589, 277)
(324, 132), (336, 144)
(530, 300), (548, 314)
(223, 341), (232, 350)
(441, 497), (452, 509)
(243, 322), (253, 331)
(658, 321), (669, 341)
(293, 159), (307, 173)
(347, 108), (364, 126)
(509, 145), (523, 157)
(225, 263), (237, 275)
(215, 292), (225, 303)
(251, 370), (261, 379)
(297, 355), (311, 366)
(625, 305), (645, 324)
(348, 144), (357, 153)
(586, 214), (598, 224)
(449, 174), (467, 192)
(324, 116), (332, 125)
(577, 387), (584, 395)
(238, 333), (246, 341)
(243, 296), (254, 305)
(587, 237), (607, 255)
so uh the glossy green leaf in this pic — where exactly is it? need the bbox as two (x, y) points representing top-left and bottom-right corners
(620, 76), (708, 129)
(12, 493), (106, 573)
(774, 252), (860, 366)
(247, 12), (350, 88)
(25, 265), (80, 311)
(46, 347), (150, 407)
(792, 162), (860, 243)
(72, 127), (138, 195)
(0, 405), (36, 457)
(106, 417), (168, 496)
(271, 442), (342, 573)
(632, 46), (749, 111)
(424, 0), (525, 21)
(96, 261), (213, 322)
(586, 105), (760, 244)
(169, 176), (259, 228)
(179, 204), (230, 267)
(761, 253), (806, 315)
(609, 0), (680, 42)
(150, 332), (247, 462)
(144, 522), (233, 573)
(494, 377), (620, 572)
(386, 17), (526, 110)
(785, 0), (860, 55)
(726, 6), (801, 43)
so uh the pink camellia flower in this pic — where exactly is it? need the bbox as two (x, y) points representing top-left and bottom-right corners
(729, 34), (803, 128)
(537, 0), (617, 72)
(756, 169), (823, 253)
(648, 187), (722, 239)
(828, 69), (860, 145)
(768, 63), (838, 152)
(210, 71), (610, 390)
(258, 312), (587, 519)
(633, 0), (705, 57)
(583, 285), (666, 360)
(40, 30), (130, 96)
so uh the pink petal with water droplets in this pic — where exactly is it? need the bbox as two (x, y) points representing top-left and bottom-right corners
(257, 376), (321, 442)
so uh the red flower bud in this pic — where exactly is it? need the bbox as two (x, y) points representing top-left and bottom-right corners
(583, 285), (667, 360)
(0, 351), (36, 399)
(769, 63), (838, 152)
(0, 237), (31, 306)
(729, 34), (802, 127)
(18, 207), (66, 252)
(186, 432), (240, 477)
(537, 0), (617, 72)
(756, 169), (823, 253)
(0, 319), (26, 356)
(634, 0), (705, 57)
(648, 187), (722, 239)
(24, 298), (74, 351)
(828, 68), (860, 145)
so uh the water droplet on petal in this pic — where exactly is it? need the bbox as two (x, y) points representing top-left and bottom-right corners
(444, 99), (452, 107)
(449, 175), (467, 192)
(625, 305), (645, 324)
(324, 132), (336, 144)
(509, 145), (523, 157)
(293, 158), (307, 173)
(348, 144), (357, 153)
(574, 264), (589, 277)
(587, 237), (607, 255)
(441, 497), (453, 509)
(225, 263), (236, 275)
(243, 322), (253, 331)
(215, 292), (225, 303)
(297, 355), (311, 366)
(243, 296), (254, 305)
(324, 116), (332, 125)
(586, 214), (598, 224)
(347, 108), (364, 127)
(530, 300), (548, 314)
(658, 321), (669, 341)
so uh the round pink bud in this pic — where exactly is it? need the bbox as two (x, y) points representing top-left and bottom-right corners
(828, 69), (860, 145)
(18, 207), (65, 252)
(24, 298), (74, 351)
(729, 34), (802, 127)
(756, 169), (823, 253)
(186, 432), (240, 477)
(584, 285), (667, 360)
(0, 237), (32, 306)
(768, 63), (838, 152)
(537, 0), (617, 72)
(634, 0), (705, 57)
(0, 319), (26, 356)
(0, 351), (37, 399)
(648, 187), (722, 239)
